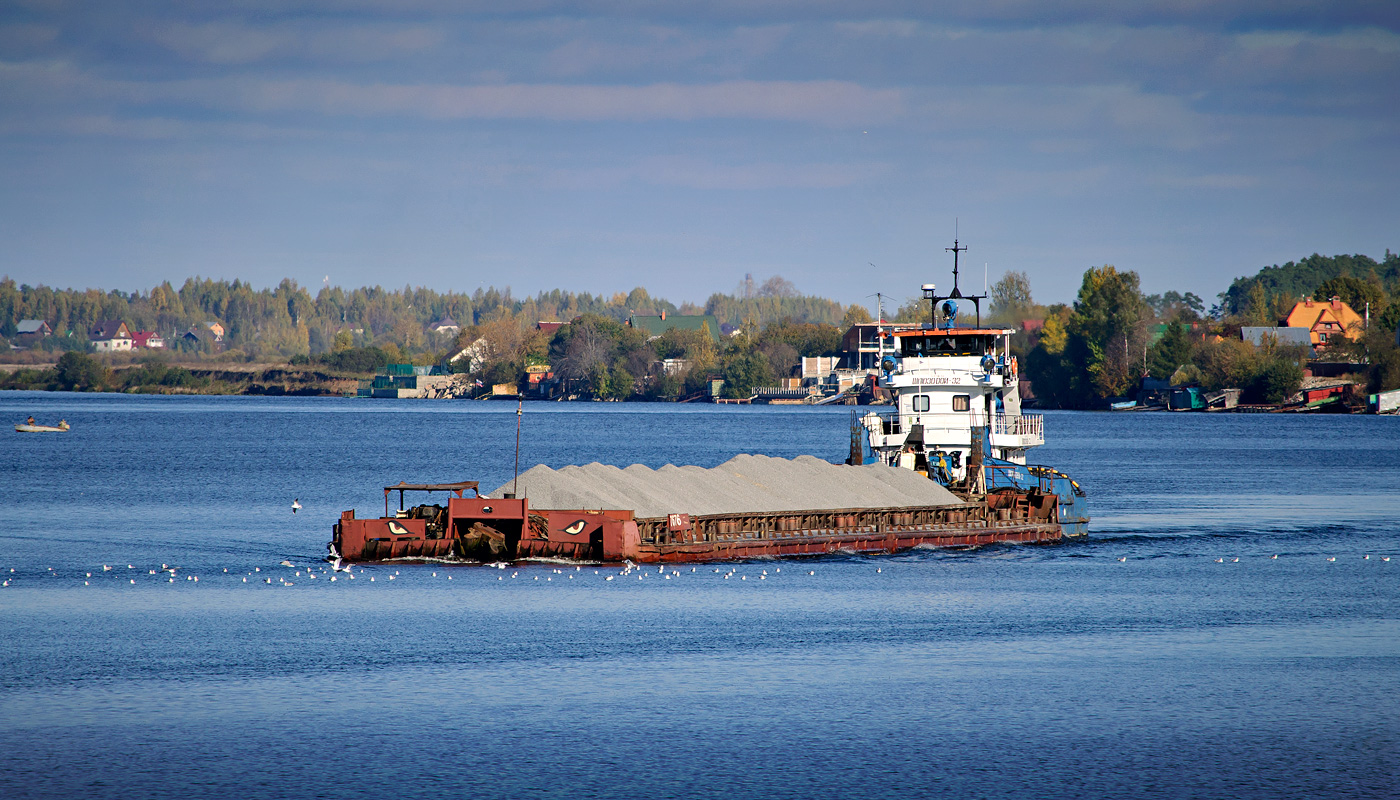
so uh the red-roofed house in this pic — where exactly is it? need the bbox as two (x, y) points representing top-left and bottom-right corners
(131, 331), (165, 349)
(1282, 297), (1364, 346)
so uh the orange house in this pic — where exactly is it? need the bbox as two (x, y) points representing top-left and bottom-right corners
(1281, 296), (1364, 346)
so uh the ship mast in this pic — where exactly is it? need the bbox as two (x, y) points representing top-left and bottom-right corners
(946, 239), (966, 298)
(927, 237), (987, 327)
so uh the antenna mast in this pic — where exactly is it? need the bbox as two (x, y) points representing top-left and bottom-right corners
(945, 239), (967, 298)
(928, 224), (988, 327)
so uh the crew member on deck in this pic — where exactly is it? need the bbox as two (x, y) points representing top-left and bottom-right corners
(898, 444), (916, 470)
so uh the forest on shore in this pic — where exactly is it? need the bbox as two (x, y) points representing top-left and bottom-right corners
(4, 248), (1399, 404)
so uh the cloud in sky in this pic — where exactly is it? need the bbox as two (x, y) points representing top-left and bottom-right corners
(0, 2), (1396, 307)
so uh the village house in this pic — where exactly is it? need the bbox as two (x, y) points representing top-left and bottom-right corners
(1281, 297), (1364, 346)
(428, 316), (460, 336)
(181, 326), (224, 352)
(131, 331), (165, 349)
(14, 319), (52, 348)
(656, 358), (690, 377)
(89, 321), (133, 352)
(448, 337), (490, 372)
(839, 322), (921, 371)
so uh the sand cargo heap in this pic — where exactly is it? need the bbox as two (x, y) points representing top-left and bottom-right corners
(331, 454), (1068, 564)
(499, 455), (962, 518)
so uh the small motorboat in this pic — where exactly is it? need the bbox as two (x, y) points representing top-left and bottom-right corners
(15, 419), (69, 433)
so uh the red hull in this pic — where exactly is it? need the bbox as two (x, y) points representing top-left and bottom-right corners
(332, 487), (1064, 565)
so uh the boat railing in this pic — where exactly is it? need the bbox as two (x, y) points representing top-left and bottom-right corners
(990, 413), (1043, 440)
(864, 410), (1043, 443)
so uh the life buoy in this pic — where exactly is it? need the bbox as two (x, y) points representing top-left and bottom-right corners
(1010, 356), (1019, 381)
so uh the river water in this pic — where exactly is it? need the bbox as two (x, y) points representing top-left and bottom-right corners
(1, 392), (1397, 799)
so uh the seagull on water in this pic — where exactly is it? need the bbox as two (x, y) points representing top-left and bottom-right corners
(292, 499), (301, 514)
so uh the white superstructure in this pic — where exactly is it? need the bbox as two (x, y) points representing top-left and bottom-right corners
(860, 322), (1042, 480)
(856, 249), (1043, 490)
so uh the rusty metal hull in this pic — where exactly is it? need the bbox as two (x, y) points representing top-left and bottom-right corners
(637, 521), (1060, 563)
(332, 488), (1067, 565)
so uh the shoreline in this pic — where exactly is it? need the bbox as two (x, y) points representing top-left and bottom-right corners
(1, 360), (359, 396)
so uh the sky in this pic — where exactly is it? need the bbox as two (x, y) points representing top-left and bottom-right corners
(1, 1), (1397, 312)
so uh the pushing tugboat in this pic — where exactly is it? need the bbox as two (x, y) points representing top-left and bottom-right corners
(330, 241), (1087, 565)
(849, 237), (1088, 535)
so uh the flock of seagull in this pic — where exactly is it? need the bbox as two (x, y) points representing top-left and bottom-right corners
(483, 560), (816, 582)
(0, 551), (1391, 588)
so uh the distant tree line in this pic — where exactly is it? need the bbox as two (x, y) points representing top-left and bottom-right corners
(8, 250), (1398, 405)
(0, 274), (863, 365)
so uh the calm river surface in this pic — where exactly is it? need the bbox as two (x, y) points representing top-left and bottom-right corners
(2, 392), (1398, 799)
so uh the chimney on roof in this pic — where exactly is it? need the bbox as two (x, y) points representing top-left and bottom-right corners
(1304, 298), (1313, 307)
(1330, 295), (1342, 310)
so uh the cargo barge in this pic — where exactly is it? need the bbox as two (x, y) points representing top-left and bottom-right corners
(330, 242), (1087, 565)
(331, 456), (1071, 564)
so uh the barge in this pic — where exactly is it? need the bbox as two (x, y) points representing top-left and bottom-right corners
(331, 455), (1070, 564)
(330, 241), (1087, 565)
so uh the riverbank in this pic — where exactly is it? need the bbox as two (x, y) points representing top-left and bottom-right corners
(0, 358), (358, 396)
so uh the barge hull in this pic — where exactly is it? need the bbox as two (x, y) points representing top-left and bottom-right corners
(640, 521), (1059, 563)
(332, 489), (1067, 564)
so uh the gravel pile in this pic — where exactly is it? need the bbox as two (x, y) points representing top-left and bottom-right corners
(487, 454), (962, 519)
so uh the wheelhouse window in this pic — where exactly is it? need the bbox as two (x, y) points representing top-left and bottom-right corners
(900, 334), (992, 358)
(912, 395), (930, 412)
(952, 395), (970, 412)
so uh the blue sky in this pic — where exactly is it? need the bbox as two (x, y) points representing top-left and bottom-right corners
(1, 1), (1396, 311)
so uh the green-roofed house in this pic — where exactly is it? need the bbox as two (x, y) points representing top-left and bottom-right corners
(627, 311), (722, 343)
